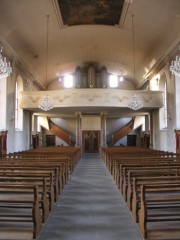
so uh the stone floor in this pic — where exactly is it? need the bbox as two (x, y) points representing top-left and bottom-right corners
(38, 153), (143, 240)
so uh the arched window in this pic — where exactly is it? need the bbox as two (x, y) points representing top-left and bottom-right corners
(15, 75), (23, 131)
(0, 77), (7, 130)
(159, 76), (167, 130)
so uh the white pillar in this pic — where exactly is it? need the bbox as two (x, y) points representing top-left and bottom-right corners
(75, 112), (82, 147)
(100, 112), (107, 147)
(145, 114), (150, 133)
(175, 75), (180, 128)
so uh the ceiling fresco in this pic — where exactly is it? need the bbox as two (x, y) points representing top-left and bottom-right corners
(57, 0), (125, 26)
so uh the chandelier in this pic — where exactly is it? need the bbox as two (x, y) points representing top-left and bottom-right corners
(129, 93), (143, 110)
(0, 47), (12, 80)
(128, 15), (143, 111)
(39, 94), (53, 111)
(170, 46), (180, 76)
(39, 15), (53, 111)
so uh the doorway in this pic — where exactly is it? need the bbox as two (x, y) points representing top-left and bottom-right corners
(82, 131), (100, 153)
(46, 135), (55, 146)
(127, 135), (136, 146)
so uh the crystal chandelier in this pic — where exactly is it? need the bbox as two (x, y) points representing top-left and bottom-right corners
(129, 93), (143, 110)
(39, 94), (53, 111)
(39, 15), (54, 111)
(170, 46), (180, 76)
(128, 15), (143, 111)
(0, 47), (12, 80)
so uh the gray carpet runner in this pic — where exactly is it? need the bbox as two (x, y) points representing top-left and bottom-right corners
(38, 153), (143, 240)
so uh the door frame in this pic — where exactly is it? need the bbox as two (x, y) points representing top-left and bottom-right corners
(82, 130), (100, 153)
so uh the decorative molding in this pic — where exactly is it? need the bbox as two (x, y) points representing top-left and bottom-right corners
(54, 95), (70, 102)
(19, 89), (164, 110)
(80, 94), (101, 102)
(142, 95), (153, 103)
(112, 95), (128, 102)
(29, 96), (40, 103)
(104, 92), (110, 102)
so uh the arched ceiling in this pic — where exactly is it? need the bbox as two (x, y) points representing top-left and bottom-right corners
(0, 0), (180, 89)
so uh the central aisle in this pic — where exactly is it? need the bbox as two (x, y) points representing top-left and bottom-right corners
(38, 153), (143, 240)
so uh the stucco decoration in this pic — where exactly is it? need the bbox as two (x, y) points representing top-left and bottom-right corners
(20, 89), (164, 110)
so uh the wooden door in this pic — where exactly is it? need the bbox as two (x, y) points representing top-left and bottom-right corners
(0, 131), (7, 157)
(82, 131), (100, 153)
(175, 130), (180, 154)
(32, 134), (39, 149)
(46, 135), (55, 147)
(127, 135), (137, 146)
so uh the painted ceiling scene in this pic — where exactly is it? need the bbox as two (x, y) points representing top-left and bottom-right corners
(0, 0), (179, 90)
(58, 0), (124, 26)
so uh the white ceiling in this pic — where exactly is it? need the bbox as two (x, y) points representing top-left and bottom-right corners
(0, 0), (180, 89)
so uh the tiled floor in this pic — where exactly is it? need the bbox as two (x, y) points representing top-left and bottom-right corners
(38, 153), (143, 240)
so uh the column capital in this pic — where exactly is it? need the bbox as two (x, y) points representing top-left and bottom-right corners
(100, 111), (108, 116)
(74, 111), (82, 116)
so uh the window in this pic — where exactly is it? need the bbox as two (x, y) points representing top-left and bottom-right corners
(64, 75), (74, 88)
(150, 74), (160, 91)
(109, 75), (118, 88)
(163, 81), (168, 127)
(0, 77), (7, 130)
(15, 75), (23, 131)
(159, 80), (167, 129)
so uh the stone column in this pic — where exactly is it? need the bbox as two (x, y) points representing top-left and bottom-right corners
(75, 112), (82, 147)
(100, 112), (107, 147)
(150, 111), (153, 149)
(145, 114), (150, 133)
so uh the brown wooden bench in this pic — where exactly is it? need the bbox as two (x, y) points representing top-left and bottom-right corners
(114, 157), (180, 186)
(131, 175), (180, 222)
(0, 176), (54, 222)
(0, 161), (67, 195)
(121, 164), (180, 198)
(139, 183), (180, 239)
(0, 167), (59, 204)
(0, 184), (42, 239)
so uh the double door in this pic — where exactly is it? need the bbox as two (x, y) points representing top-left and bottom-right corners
(82, 131), (100, 153)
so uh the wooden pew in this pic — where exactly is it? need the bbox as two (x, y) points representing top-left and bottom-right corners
(139, 183), (180, 239)
(0, 162), (66, 196)
(0, 146), (80, 239)
(0, 168), (58, 205)
(0, 176), (54, 222)
(131, 176), (180, 222)
(0, 184), (42, 239)
(114, 157), (180, 185)
(122, 165), (180, 202)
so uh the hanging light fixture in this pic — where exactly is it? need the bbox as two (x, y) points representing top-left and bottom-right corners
(0, 47), (12, 80)
(128, 14), (143, 111)
(39, 15), (53, 111)
(38, 94), (53, 111)
(170, 45), (180, 76)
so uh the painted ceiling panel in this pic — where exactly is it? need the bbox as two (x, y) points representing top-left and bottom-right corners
(58, 0), (124, 26)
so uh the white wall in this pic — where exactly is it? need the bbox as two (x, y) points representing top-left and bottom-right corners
(149, 63), (176, 153)
(82, 117), (101, 130)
